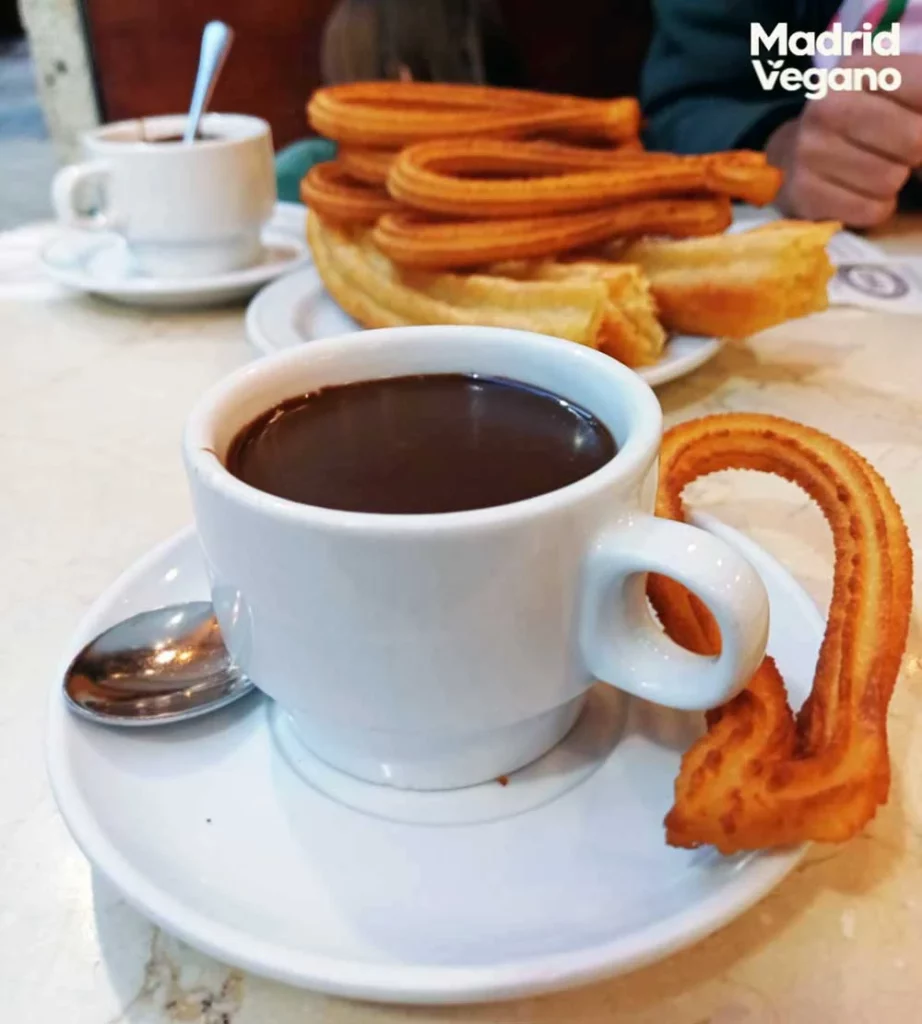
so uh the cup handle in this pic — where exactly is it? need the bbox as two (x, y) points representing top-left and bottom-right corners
(51, 160), (115, 231)
(579, 514), (769, 711)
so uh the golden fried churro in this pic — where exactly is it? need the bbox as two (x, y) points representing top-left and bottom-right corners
(618, 221), (839, 337)
(648, 414), (911, 853)
(308, 82), (641, 147)
(701, 150), (783, 207)
(308, 212), (613, 345)
(387, 140), (782, 218)
(337, 146), (397, 186)
(488, 258), (665, 366)
(372, 198), (732, 270)
(300, 161), (400, 226)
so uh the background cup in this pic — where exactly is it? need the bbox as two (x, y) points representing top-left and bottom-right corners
(184, 327), (770, 790)
(51, 114), (276, 278)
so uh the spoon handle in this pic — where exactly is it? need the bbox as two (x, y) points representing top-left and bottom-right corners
(184, 20), (235, 144)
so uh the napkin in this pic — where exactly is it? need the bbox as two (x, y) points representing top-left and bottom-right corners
(825, 231), (922, 315)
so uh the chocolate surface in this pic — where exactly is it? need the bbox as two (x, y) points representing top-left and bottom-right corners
(145, 133), (218, 143)
(226, 373), (615, 514)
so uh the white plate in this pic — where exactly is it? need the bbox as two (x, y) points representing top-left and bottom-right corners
(47, 514), (817, 1005)
(245, 267), (722, 387)
(40, 202), (309, 308)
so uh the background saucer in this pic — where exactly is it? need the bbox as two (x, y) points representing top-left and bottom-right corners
(41, 202), (308, 308)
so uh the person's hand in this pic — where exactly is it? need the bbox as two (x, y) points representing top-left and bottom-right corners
(766, 55), (922, 227)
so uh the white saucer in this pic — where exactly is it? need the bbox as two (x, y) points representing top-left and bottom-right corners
(41, 202), (309, 308)
(245, 267), (722, 388)
(271, 682), (629, 827)
(48, 514), (818, 1004)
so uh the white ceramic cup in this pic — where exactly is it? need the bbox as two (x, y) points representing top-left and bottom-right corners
(184, 327), (769, 790)
(51, 114), (276, 278)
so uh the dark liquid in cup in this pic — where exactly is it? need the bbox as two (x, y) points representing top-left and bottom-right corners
(225, 374), (616, 514)
(148, 133), (218, 143)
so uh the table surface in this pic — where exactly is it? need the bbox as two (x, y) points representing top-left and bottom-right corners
(3, 219), (922, 1024)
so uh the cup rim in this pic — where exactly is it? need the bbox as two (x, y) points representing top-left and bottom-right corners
(183, 326), (663, 535)
(83, 113), (270, 151)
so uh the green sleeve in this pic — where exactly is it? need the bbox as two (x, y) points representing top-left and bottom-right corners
(275, 138), (339, 204)
(640, 0), (832, 154)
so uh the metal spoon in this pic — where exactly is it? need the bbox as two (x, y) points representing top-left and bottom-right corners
(63, 601), (255, 726)
(184, 20), (234, 144)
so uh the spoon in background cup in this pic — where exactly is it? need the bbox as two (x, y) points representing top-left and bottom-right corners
(184, 20), (235, 143)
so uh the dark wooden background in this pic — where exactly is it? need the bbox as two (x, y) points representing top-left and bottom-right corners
(82, 0), (652, 149)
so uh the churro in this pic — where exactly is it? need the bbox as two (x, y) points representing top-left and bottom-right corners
(302, 83), (837, 353)
(388, 140), (782, 218)
(308, 82), (641, 147)
(649, 414), (911, 853)
(308, 212), (605, 343)
(488, 258), (666, 366)
(300, 161), (400, 227)
(619, 221), (839, 337)
(372, 198), (733, 270)
(337, 146), (397, 186)
(308, 214), (664, 365)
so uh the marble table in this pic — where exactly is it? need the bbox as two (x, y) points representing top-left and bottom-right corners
(3, 220), (921, 1024)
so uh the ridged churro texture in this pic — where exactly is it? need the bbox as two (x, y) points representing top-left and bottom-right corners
(337, 146), (398, 186)
(302, 81), (833, 347)
(387, 140), (782, 218)
(300, 161), (400, 227)
(308, 213), (839, 358)
(303, 81), (782, 273)
(307, 213), (665, 367)
(308, 82), (641, 147)
(649, 414), (911, 853)
(371, 199), (733, 269)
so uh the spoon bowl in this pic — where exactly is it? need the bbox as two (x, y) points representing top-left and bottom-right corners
(63, 601), (255, 726)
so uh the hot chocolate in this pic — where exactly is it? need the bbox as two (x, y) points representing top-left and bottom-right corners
(226, 373), (616, 514)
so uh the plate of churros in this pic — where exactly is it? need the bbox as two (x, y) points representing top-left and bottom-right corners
(248, 83), (840, 381)
(246, 258), (724, 387)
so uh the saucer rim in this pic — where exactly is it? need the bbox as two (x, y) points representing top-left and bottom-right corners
(46, 519), (811, 1004)
(39, 203), (309, 298)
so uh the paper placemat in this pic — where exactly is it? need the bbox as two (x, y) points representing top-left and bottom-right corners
(826, 231), (922, 314)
